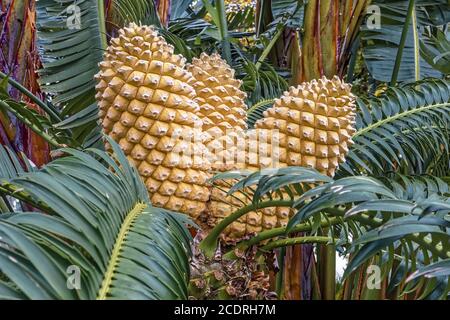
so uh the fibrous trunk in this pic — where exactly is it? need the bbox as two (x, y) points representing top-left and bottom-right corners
(0, 0), (49, 166)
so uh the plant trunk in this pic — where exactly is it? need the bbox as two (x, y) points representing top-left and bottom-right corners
(294, 0), (370, 82)
(0, 0), (50, 167)
(155, 0), (171, 28)
(282, 239), (315, 300)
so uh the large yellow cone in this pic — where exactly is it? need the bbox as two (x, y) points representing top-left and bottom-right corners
(95, 23), (211, 219)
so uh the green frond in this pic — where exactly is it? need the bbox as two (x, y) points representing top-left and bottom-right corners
(260, 0), (305, 40)
(204, 167), (450, 297)
(407, 259), (450, 282)
(239, 59), (289, 105)
(0, 139), (192, 300)
(227, 4), (254, 30)
(0, 145), (30, 180)
(36, 0), (107, 146)
(246, 98), (276, 128)
(36, 0), (107, 108)
(108, 0), (160, 27)
(362, 0), (449, 82)
(200, 167), (333, 258)
(420, 29), (450, 74)
(0, 96), (64, 149)
(340, 79), (450, 177)
(289, 174), (450, 280)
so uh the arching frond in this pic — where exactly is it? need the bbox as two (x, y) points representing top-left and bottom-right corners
(36, 0), (107, 110)
(203, 167), (450, 298)
(36, 0), (108, 147)
(340, 79), (450, 177)
(0, 138), (192, 300)
(246, 98), (275, 128)
(107, 0), (160, 27)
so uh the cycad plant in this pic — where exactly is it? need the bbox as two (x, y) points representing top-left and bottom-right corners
(0, 0), (449, 300)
